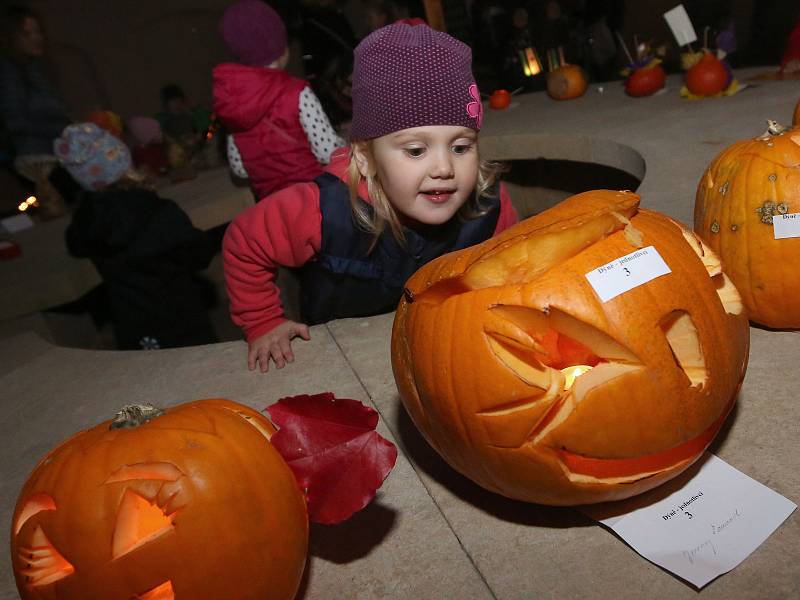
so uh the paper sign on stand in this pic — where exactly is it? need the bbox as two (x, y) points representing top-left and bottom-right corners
(583, 453), (796, 588)
(664, 4), (698, 48)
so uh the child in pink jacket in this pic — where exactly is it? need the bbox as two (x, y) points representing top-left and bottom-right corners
(214, 0), (344, 198)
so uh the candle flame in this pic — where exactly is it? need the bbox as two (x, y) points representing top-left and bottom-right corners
(561, 365), (593, 390)
(18, 196), (38, 212)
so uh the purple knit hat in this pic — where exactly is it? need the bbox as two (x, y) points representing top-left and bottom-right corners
(219, 0), (287, 66)
(350, 22), (482, 140)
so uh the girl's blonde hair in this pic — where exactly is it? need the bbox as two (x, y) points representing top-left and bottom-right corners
(347, 141), (505, 250)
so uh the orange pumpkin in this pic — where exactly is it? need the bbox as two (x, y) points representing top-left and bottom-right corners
(685, 52), (728, 96)
(392, 190), (748, 505)
(694, 120), (800, 328)
(489, 89), (512, 110)
(10, 399), (308, 600)
(546, 64), (588, 100)
(625, 64), (666, 97)
(793, 98), (800, 127)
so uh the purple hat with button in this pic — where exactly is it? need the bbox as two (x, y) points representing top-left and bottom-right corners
(350, 22), (482, 141)
(54, 123), (132, 191)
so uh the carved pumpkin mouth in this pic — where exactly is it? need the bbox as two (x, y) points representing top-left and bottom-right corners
(556, 395), (734, 483)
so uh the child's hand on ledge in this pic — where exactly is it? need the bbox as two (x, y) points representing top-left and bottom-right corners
(248, 321), (311, 372)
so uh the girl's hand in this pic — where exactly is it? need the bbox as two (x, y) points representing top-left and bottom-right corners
(248, 321), (311, 372)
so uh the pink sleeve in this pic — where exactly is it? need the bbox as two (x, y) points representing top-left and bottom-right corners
(493, 182), (520, 235)
(223, 182), (322, 342)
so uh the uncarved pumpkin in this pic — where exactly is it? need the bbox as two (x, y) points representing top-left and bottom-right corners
(489, 89), (512, 110)
(10, 399), (308, 600)
(694, 121), (800, 328)
(625, 64), (666, 97)
(685, 52), (728, 96)
(392, 190), (749, 505)
(546, 65), (588, 100)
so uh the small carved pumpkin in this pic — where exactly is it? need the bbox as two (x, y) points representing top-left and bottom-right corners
(546, 64), (588, 100)
(392, 190), (748, 505)
(694, 120), (800, 328)
(10, 399), (307, 600)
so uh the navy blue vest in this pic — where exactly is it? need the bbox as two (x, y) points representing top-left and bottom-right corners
(298, 173), (500, 324)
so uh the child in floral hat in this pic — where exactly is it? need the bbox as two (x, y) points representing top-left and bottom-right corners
(55, 123), (217, 350)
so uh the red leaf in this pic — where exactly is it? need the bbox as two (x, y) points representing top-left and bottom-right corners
(266, 393), (398, 524)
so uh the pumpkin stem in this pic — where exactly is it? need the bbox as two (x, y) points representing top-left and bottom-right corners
(763, 120), (789, 137)
(110, 404), (165, 429)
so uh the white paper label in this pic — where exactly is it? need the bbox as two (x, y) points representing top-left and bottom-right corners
(584, 246), (671, 302)
(583, 454), (796, 588)
(0, 213), (34, 233)
(772, 213), (800, 239)
(664, 4), (698, 47)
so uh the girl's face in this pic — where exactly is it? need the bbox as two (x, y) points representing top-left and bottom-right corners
(358, 125), (479, 227)
(15, 17), (45, 58)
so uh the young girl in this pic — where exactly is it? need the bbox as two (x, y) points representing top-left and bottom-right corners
(223, 22), (519, 372)
(214, 0), (345, 197)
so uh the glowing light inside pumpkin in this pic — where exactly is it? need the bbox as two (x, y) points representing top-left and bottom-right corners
(561, 365), (593, 390)
(138, 580), (175, 600)
(112, 489), (176, 559)
(18, 524), (75, 586)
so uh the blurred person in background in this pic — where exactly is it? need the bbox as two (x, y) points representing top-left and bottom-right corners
(0, 5), (71, 218)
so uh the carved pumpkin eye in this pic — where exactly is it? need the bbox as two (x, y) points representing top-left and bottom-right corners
(14, 493), (75, 588)
(104, 462), (183, 560)
(481, 304), (645, 448)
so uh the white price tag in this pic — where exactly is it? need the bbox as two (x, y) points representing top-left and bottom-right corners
(583, 454), (796, 589)
(664, 4), (698, 47)
(772, 213), (800, 239)
(585, 246), (671, 302)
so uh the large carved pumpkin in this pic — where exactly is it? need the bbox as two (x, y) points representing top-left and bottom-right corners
(694, 121), (800, 328)
(11, 399), (307, 600)
(392, 190), (749, 505)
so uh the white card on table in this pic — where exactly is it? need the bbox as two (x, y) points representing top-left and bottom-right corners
(584, 246), (671, 302)
(583, 453), (796, 588)
(772, 213), (800, 239)
(664, 4), (698, 47)
(1, 212), (34, 233)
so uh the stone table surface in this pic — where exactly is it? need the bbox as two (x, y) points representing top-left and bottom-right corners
(2, 67), (799, 599)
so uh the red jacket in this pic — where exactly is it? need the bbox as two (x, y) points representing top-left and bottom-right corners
(223, 150), (519, 341)
(213, 63), (322, 198)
